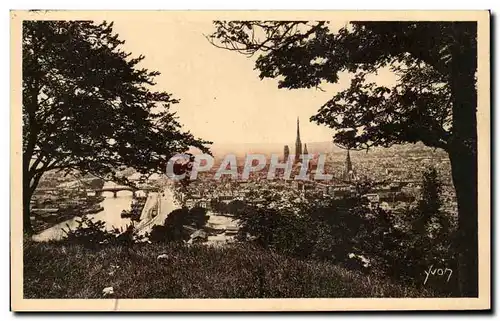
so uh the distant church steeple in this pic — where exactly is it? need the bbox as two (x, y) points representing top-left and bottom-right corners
(303, 143), (308, 155)
(295, 117), (302, 163)
(283, 145), (290, 161)
(343, 149), (356, 183)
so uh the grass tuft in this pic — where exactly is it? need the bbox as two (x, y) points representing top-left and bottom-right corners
(24, 241), (436, 298)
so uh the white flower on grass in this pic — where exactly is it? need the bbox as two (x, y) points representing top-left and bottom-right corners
(358, 255), (371, 268)
(157, 254), (169, 260)
(102, 287), (114, 296)
(347, 253), (371, 268)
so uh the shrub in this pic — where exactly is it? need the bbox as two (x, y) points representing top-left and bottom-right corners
(62, 216), (145, 249)
(148, 208), (190, 243)
(234, 168), (457, 295)
(62, 216), (111, 249)
(147, 207), (210, 243)
(186, 206), (210, 229)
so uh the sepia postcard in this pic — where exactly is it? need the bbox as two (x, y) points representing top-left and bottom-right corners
(10, 10), (491, 312)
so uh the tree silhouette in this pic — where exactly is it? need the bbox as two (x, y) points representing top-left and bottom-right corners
(209, 21), (478, 296)
(417, 167), (443, 227)
(23, 21), (211, 234)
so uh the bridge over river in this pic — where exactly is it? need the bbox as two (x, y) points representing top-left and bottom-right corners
(32, 181), (178, 242)
(94, 184), (159, 198)
(37, 184), (160, 198)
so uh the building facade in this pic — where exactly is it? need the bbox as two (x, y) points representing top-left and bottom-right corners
(284, 145), (290, 161)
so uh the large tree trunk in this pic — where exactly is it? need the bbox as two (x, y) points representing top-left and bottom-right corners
(449, 22), (478, 297)
(23, 174), (34, 236)
(449, 147), (477, 297)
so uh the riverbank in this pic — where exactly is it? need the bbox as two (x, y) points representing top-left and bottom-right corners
(31, 197), (105, 234)
(23, 240), (435, 298)
(31, 183), (179, 242)
(32, 191), (135, 242)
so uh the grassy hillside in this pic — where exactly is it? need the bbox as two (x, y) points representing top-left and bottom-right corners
(24, 241), (436, 298)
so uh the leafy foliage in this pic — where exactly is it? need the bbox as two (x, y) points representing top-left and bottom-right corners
(186, 206), (210, 229)
(62, 216), (145, 249)
(209, 20), (477, 296)
(209, 21), (475, 151)
(147, 207), (210, 243)
(210, 199), (246, 215)
(226, 199), (246, 216)
(148, 208), (191, 243)
(22, 21), (211, 233)
(234, 170), (455, 295)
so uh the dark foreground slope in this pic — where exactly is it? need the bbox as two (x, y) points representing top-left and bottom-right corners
(24, 241), (435, 298)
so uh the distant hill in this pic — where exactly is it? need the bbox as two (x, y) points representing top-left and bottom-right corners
(187, 141), (445, 161)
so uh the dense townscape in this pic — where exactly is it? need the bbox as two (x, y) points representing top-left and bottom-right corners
(31, 134), (458, 246)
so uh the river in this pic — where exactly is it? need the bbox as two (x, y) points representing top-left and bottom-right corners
(32, 181), (148, 242)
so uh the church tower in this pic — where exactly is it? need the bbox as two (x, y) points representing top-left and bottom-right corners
(343, 149), (355, 183)
(303, 143), (308, 155)
(283, 145), (290, 161)
(295, 117), (302, 163)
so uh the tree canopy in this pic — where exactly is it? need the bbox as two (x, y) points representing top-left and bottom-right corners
(209, 21), (476, 151)
(209, 20), (478, 296)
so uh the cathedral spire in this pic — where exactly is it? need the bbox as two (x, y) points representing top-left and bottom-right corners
(343, 148), (354, 182)
(295, 117), (302, 163)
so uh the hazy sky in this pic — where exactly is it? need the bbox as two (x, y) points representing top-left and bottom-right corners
(111, 18), (396, 145)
